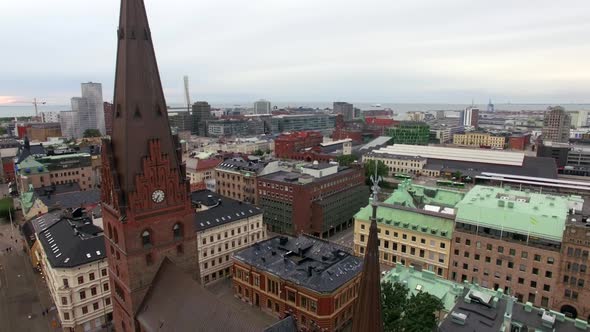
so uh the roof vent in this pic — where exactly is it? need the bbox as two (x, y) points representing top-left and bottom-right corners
(524, 301), (533, 312)
(541, 311), (555, 328)
(507, 201), (514, 208)
(450, 311), (467, 325)
(498, 200), (505, 207)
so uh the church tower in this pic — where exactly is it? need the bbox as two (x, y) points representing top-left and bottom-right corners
(101, 1), (196, 331)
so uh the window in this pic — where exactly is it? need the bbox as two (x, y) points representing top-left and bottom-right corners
(105, 298), (111, 306)
(530, 281), (537, 288)
(498, 246), (504, 253)
(486, 244), (492, 251)
(287, 290), (296, 303)
(63, 279), (69, 288)
(101, 269), (107, 277)
(173, 223), (183, 239)
(360, 235), (365, 242)
(543, 284), (550, 292)
(547, 257), (554, 264)
(519, 264), (526, 272)
(64, 312), (70, 320)
(146, 253), (153, 265)
(521, 251), (528, 259)
(103, 283), (109, 292)
(509, 248), (516, 256)
(177, 244), (183, 254)
(402, 234), (407, 240)
(82, 306), (88, 314)
(411, 236), (416, 242)
(61, 297), (67, 305)
(440, 243), (446, 249)
(496, 259), (502, 266)
(545, 271), (552, 278)
(532, 268), (539, 275)
(89, 273), (95, 281)
(141, 230), (152, 248)
(78, 276), (84, 285)
(465, 239), (471, 245)
(93, 302), (99, 310)
(534, 254), (541, 262)
(518, 278), (524, 284)
(91, 287), (97, 296)
(80, 291), (86, 300)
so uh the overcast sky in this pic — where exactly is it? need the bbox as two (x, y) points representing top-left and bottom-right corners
(1, 0), (589, 105)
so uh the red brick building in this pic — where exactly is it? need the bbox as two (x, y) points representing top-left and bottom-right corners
(257, 163), (368, 237)
(104, 102), (114, 136)
(232, 235), (362, 331)
(508, 134), (531, 150)
(274, 131), (323, 159)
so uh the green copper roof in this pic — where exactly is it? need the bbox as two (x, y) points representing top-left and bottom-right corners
(384, 180), (465, 208)
(455, 186), (568, 242)
(355, 203), (454, 240)
(20, 184), (36, 213)
(382, 263), (465, 312)
(17, 156), (48, 175)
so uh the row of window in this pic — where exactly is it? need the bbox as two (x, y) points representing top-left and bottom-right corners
(359, 246), (445, 276)
(106, 222), (183, 248)
(454, 260), (553, 279)
(566, 247), (590, 260)
(455, 237), (556, 264)
(203, 267), (231, 284)
(62, 298), (111, 321)
(63, 269), (108, 288)
(360, 230), (447, 249)
(65, 283), (109, 304)
(201, 223), (261, 245)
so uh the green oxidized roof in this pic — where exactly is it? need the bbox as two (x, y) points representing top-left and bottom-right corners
(455, 185), (568, 242)
(382, 263), (465, 312)
(384, 180), (465, 208)
(20, 184), (36, 213)
(17, 156), (48, 175)
(355, 204), (454, 240)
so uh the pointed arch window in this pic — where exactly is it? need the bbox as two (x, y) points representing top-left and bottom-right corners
(141, 230), (152, 248)
(173, 223), (183, 240)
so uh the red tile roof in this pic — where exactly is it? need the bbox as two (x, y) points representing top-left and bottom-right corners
(196, 158), (222, 171)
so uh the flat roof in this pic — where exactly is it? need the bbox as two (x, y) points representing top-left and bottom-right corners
(455, 186), (568, 241)
(372, 144), (525, 166)
(233, 235), (362, 293)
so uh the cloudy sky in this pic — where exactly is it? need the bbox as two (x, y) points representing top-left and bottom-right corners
(1, 0), (589, 105)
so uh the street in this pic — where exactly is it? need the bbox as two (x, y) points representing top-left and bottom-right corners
(0, 221), (59, 332)
(327, 226), (354, 249)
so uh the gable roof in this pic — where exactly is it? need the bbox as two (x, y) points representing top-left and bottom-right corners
(136, 258), (268, 332)
(37, 189), (101, 210)
(191, 190), (262, 232)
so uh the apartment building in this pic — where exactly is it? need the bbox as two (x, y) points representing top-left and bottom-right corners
(449, 186), (568, 309)
(192, 190), (266, 286)
(31, 211), (112, 332)
(186, 158), (221, 187)
(453, 132), (506, 149)
(16, 153), (94, 191)
(354, 181), (464, 278)
(215, 158), (279, 204)
(233, 235), (362, 331)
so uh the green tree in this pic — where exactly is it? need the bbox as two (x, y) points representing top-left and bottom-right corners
(336, 154), (357, 166)
(364, 160), (388, 185)
(253, 149), (264, 156)
(0, 198), (15, 220)
(83, 129), (102, 138)
(452, 171), (462, 181)
(0, 127), (7, 135)
(381, 281), (444, 332)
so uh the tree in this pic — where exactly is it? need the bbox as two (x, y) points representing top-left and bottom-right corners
(83, 129), (102, 138)
(336, 154), (357, 166)
(253, 149), (264, 156)
(0, 127), (6, 136)
(364, 160), (388, 185)
(381, 281), (444, 332)
(452, 171), (462, 181)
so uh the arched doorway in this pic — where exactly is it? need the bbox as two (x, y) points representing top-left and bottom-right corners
(560, 305), (578, 319)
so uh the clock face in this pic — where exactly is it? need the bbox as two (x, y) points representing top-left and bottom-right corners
(152, 189), (165, 203)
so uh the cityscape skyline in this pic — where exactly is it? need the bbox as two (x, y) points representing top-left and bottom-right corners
(1, 0), (590, 105)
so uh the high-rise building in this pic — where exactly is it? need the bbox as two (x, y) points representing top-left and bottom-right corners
(191, 101), (213, 136)
(487, 98), (495, 112)
(40, 111), (60, 123)
(334, 101), (354, 121)
(542, 106), (571, 143)
(81, 82), (105, 134)
(253, 99), (271, 115)
(463, 106), (479, 128)
(59, 110), (80, 138)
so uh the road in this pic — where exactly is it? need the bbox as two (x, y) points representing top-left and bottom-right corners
(0, 221), (59, 332)
(327, 226), (354, 249)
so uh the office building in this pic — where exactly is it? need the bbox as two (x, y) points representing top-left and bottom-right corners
(271, 114), (336, 134)
(449, 186), (568, 308)
(31, 211), (112, 332)
(257, 163), (367, 236)
(334, 101), (354, 121)
(60, 111), (80, 139)
(387, 121), (430, 145)
(274, 131), (323, 159)
(192, 101), (213, 136)
(192, 190), (266, 286)
(542, 106), (571, 143)
(254, 99), (271, 115)
(354, 181), (463, 277)
(233, 235), (362, 331)
(103, 102), (113, 136)
(168, 110), (192, 132)
(215, 158), (276, 204)
(453, 132), (506, 149)
(40, 111), (60, 123)
(463, 107), (479, 128)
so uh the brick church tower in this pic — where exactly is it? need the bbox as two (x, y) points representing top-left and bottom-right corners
(101, 0), (197, 331)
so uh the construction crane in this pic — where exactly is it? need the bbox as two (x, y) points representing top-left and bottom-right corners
(14, 98), (47, 118)
(183, 76), (191, 112)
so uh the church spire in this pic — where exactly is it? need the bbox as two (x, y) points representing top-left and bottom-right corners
(352, 163), (384, 332)
(110, 0), (182, 203)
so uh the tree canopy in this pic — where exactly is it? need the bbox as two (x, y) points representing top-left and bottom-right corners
(364, 159), (388, 185)
(381, 281), (444, 332)
(336, 154), (357, 166)
(83, 129), (102, 138)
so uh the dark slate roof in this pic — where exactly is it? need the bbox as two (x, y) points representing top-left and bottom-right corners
(30, 210), (64, 233)
(36, 215), (105, 268)
(16, 144), (46, 164)
(511, 303), (586, 332)
(191, 190), (262, 232)
(425, 156), (557, 179)
(38, 189), (101, 210)
(438, 287), (507, 332)
(34, 183), (82, 197)
(263, 316), (297, 332)
(217, 158), (266, 173)
(234, 235), (362, 293)
(136, 258), (269, 332)
(301, 162), (338, 170)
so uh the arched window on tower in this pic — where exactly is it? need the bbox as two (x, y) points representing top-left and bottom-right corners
(173, 223), (183, 240)
(141, 230), (152, 248)
(113, 228), (119, 244)
(107, 223), (112, 239)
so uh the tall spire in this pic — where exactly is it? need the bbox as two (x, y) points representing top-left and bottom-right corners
(352, 162), (384, 332)
(110, 0), (182, 200)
